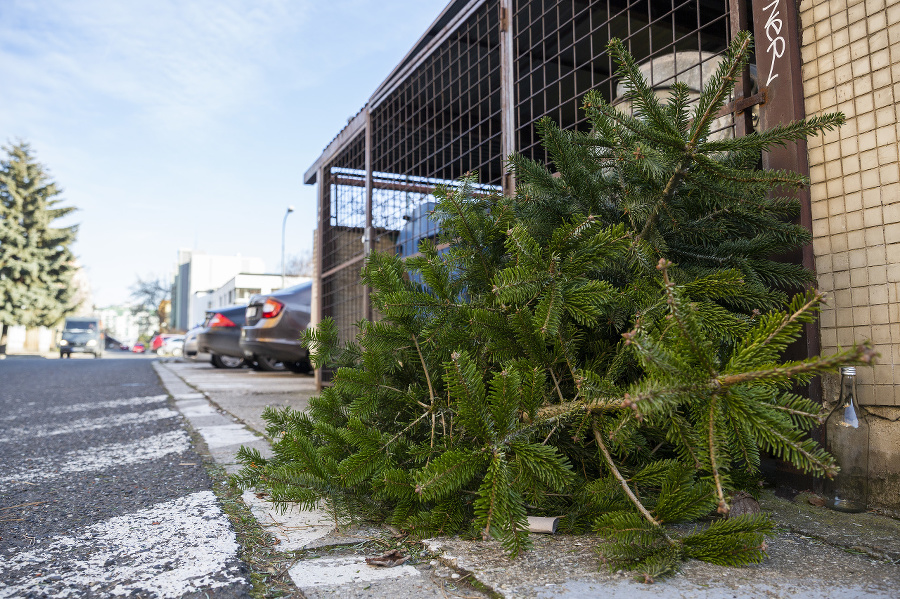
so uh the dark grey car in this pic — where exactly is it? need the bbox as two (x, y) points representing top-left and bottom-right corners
(196, 304), (248, 369)
(240, 281), (312, 374)
(59, 317), (104, 359)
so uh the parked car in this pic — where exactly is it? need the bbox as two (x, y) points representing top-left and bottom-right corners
(196, 305), (249, 369)
(132, 342), (146, 353)
(157, 335), (185, 357)
(240, 281), (312, 374)
(183, 327), (202, 358)
(59, 317), (104, 359)
(149, 333), (180, 354)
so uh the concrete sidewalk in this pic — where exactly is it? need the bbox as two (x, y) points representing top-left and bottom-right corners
(155, 360), (900, 598)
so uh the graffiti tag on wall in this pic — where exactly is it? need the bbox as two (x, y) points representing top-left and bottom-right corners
(763, 0), (786, 86)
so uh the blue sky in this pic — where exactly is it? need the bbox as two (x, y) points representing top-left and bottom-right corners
(0, 0), (448, 307)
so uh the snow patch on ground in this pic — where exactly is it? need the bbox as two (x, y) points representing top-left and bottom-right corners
(0, 407), (179, 443)
(0, 394), (167, 421)
(0, 430), (191, 489)
(0, 491), (246, 598)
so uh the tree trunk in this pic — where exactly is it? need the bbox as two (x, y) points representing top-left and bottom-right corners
(0, 323), (8, 358)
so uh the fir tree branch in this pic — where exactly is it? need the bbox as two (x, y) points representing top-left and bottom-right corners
(636, 161), (688, 243)
(659, 259), (717, 376)
(759, 290), (821, 350)
(536, 397), (626, 419)
(767, 404), (824, 422)
(717, 344), (876, 388)
(592, 418), (669, 534)
(549, 367), (567, 405)
(412, 334), (437, 405)
(687, 33), (752, 151)
(444, 185), (492, 283)
(380, 409), (433, 452)
(707, 396), (728, 514)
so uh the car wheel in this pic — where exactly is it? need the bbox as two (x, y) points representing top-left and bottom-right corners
(94, 352), (102, 359)
(285, 359), (312, 374)
(172, 347), (183, 357)
(211, 354), (244, 369)
(252, 355), (284, 371)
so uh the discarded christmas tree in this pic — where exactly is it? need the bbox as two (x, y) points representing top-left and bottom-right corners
(233, 33), (874, 580)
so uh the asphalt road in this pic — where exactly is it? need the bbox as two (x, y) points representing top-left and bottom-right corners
(0, 354), (252, 598)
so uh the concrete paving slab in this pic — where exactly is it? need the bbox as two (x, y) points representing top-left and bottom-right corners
(288, 555), (420, 588)
(287, 555), (469, 599)
(241, 491), (337, 551)
(427, 526), (900, 599)
(195, 424), (261, 448)
(173, 392), (207, 400)
(176, 400), (215, 415)
(162, 362), (315, 434)
(763, 491), (900, 561)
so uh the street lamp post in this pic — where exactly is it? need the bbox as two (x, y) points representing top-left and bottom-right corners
(281, 205), (295, 289)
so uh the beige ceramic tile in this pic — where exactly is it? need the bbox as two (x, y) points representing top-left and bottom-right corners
(847, 229), (866, 249)
(862, 188), (881, 208)
(831, 232), (850, 252)
(870, 283), (890, 305)
(880, 164), (899, 184)
(868, 265), (888, 286)
(831, 194), (849, 215)
(861, 168), (880, 189)
(885, 222), (900, 244)
(864, 206), (884, 227)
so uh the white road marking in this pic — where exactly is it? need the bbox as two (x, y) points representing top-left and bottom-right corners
(196, 423), (260, 448)
(0, 430), (192, 489)
(0, 491), (246, 599)
(288, 555), (420, 588)
(0, 408), (179, 443)
(0, 395), (168, 421)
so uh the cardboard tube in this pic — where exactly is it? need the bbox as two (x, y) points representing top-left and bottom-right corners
(527, 516), (559, 534)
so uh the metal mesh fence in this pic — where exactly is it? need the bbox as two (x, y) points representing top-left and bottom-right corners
(371, 0), (504, 258)
(514, 0), (737, 160)
(318, 0), (756, 362)
(321, 132), (367, 346)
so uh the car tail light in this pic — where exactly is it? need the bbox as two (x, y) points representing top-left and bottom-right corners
(262, 298), (284, 319)
(208, 313), (237, 328)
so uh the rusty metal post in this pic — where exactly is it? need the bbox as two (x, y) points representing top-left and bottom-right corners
(729, 0), (754, 137)
(363, 107), (374, 321)
(749, 0), (821, 402)
(499, 0), (516, 195)
(314, 164), (326, 392)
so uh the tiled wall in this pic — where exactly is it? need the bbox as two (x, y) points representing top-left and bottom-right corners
(800, 0), (900, 407)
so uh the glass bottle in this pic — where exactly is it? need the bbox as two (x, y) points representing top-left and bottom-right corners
(824, 367), (869, 513)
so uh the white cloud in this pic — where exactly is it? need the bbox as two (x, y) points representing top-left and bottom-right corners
(0, 0), (311, 131)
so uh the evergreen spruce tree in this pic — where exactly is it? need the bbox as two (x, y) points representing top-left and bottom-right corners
(0, 142), (79, 356)
(233, 34), (875, 579)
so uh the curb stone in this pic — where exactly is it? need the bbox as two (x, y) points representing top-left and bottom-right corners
(153, 362), (481, 598)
